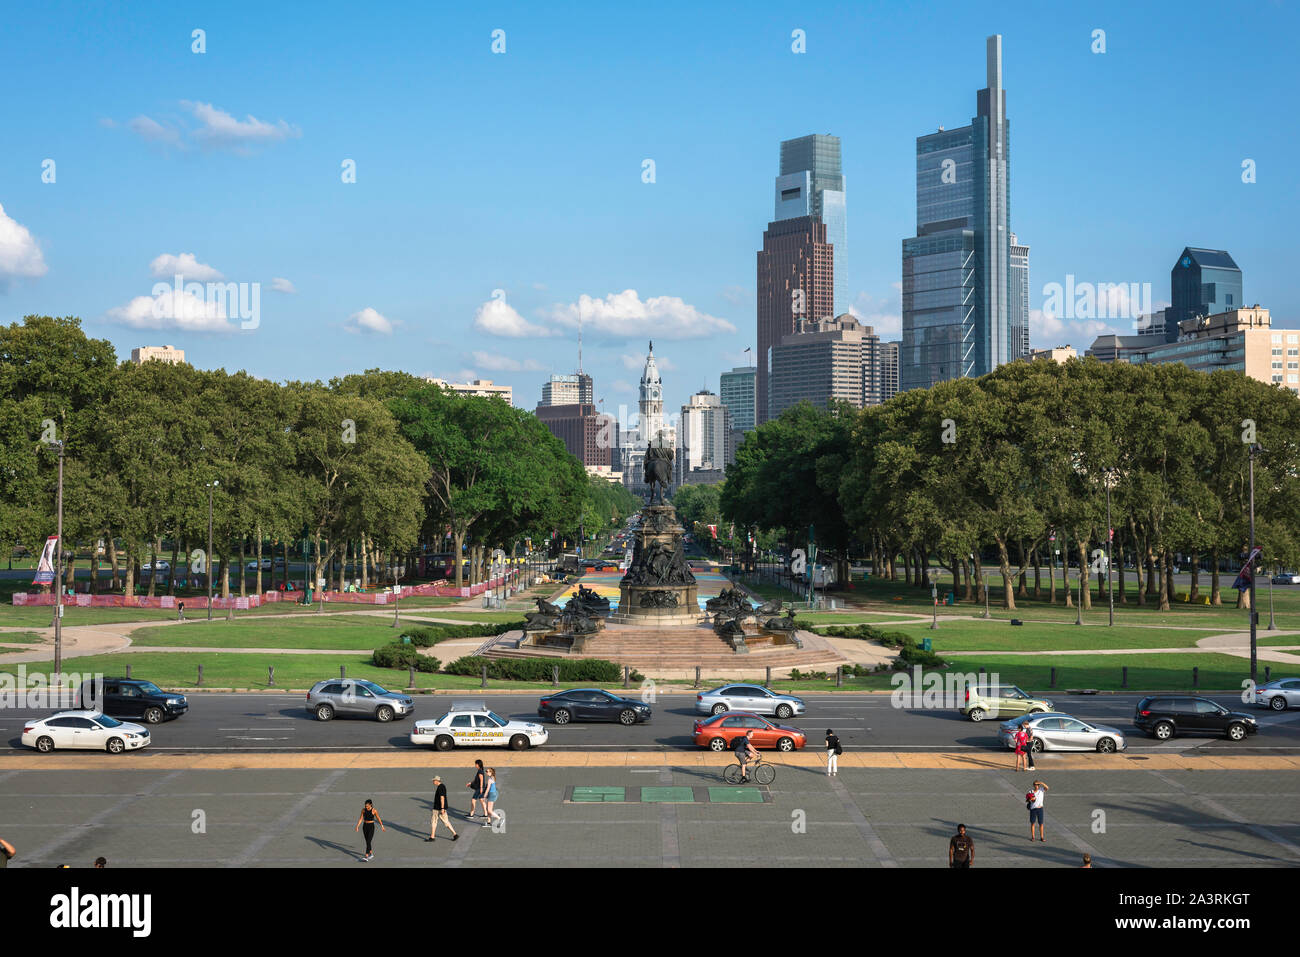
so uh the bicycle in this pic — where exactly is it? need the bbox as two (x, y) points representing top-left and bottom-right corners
(724, 752), (776, 785)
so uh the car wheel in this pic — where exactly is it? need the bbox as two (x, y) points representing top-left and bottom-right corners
(106, 737), (125, 754)
(35, 735), (55, 753)
(1027, 708), (1044, 714)
(315, 704), (334, 721)
(1226, 723), (1247, 742)
(711, 703), (727, 715)
(143, 707), (164, 724)
(1270, 696), (1288, 712)
(618, 709), (636, 726)
(777, 736), (795, 752)
(553, 708), (572, 725)
(775, 704), (793, 719)
(376, 705), (395, 723)
(968, 708), (986, 723)
(434, 735), (454, 751)
(509, 734), (530, 751)
(1096, 737), (1117, 754)
(1030, 739), (1044, 753)
(708, 737), (727, 752)
(1153, 721), (1174, 741)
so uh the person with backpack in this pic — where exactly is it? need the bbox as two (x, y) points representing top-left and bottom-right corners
(825, 729), (842, 776)
(1027, 780), (1048, 842)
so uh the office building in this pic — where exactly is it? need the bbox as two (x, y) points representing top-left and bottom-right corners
(535, 402), (610, 467)
(901, 35), (1014, 391)
(756, 216), (835, 424)
(1023, 345), (1077, 363)
(775, 134), (847, 316)
(540, 372), (594, 407)
(768, 314), (891, 418)
(675, 391), (734, 486)
(1009, 233), (1030, 359)
(424, 377), (513, 405)
(1086, 306), (1296, 394)
(131, 345), (186, 365)
(880, 341), (900, 402)
(1167, 248), (1243, 343)
(719, 365), (757, 433)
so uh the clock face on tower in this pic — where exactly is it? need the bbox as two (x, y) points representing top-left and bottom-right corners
(648, 385), (660, 401)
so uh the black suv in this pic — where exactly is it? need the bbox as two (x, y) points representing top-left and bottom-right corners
(1134, 695), (1258, 741)
(77, 678), (189, 724)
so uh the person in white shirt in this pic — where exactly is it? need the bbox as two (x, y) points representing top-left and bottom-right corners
(1029, 780), (1049, 842)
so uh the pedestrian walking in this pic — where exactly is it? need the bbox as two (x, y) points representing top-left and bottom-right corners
(0, 838), (14, 869)
(1027, 780), (1049, 843)
(482, 767), (499, 826)
(94, 857), (107, 868)
(1024, 724), (1036, 771)
(177, 600), (185, 622)
(1013, 722), (1029, 772)
(425, 776), (459, 842)
(825, 729), (842, 776)
(467, 759), (486, 819)
(948, 824), (974, 868)
(355, 799), (385, 861)
(1080, 853), (1092, 868)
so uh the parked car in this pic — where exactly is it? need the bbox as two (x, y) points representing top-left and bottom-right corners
(22, 711), (150, 753)
(1252, 677), (1300, 711)
(695, 684), (805, 719)
(1134, 695), (1258, 741)
(538, 689), (652, 725)
(960, 684), (1054, 722)
(141, 560), (170, 574)
(76, 677), (187, 724)
(410, 702), (548, 750)
(997, 712), (1127, 753)
(692, 711), (806, 752)
(307, 679), (413, 722)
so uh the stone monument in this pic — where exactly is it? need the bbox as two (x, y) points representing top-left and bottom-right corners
(610, 442), (699, 626)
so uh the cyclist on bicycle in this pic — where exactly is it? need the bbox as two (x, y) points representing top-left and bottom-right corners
(733, 731), (759, 783)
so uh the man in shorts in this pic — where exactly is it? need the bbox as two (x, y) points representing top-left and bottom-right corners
(733, 731), (759, 783)
(1029, 780), (1049, 842)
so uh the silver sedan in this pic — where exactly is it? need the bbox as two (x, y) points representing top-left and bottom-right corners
(1253, 677), (1300, 711)
(695, 684), (805, 719)
(998, 712), (1127, 753)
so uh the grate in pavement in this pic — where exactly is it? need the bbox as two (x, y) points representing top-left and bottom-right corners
(570, 786), (626, 802)
(640, 786), (696, 803)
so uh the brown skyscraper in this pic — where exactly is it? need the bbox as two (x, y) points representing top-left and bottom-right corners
(755, 215), (834, 424)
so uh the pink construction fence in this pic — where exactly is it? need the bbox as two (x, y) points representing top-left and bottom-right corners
(11, 576), (507, 608)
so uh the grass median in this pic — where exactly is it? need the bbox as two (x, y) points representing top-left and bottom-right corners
(129, 616), (506, 650)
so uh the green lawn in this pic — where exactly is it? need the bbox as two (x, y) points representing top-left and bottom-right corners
(930, 652), (1262, 693)
(820, 620), (1225, 652)
(129, 617), (501, 650)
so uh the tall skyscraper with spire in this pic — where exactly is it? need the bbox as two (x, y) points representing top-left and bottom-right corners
(901, 35), (1014, 391)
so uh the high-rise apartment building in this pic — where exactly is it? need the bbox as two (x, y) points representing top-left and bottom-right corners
(719, 365), (756, 433)
(1009, 233), (1030, 359)
(775, 134), (847, 316)
(1167, 248), (1242, 343)
(901, 35), (1013, 391)
(756, 216), (835, 424)
(880, 341), (900, 402)
(675, 391), (734, 486)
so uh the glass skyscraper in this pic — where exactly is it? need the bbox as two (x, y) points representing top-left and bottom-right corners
(774, 134), (847, 316)
(1009, 233), (1030, 359)
(901, 35), (1013, 391)
(1168, 248), (1242, 343)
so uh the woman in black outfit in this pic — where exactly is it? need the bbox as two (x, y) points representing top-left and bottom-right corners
(355, 799), (385, 861)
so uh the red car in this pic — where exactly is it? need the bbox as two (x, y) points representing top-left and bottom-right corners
(692, 711), (807, 752)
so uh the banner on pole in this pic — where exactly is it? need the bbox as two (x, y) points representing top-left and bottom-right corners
(33, 535), (58, 585)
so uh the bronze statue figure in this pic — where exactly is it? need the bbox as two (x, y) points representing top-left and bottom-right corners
(643, 443), (674, 505)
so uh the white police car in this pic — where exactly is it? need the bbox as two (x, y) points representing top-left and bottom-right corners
(410, 700), (549, 751)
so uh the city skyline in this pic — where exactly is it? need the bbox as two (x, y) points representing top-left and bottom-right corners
(3, 1), (1297, 416)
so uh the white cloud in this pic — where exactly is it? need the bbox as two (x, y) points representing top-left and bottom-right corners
(621, 352), (676, 372)
(473, 296), (553, 338)
(721, 285), (748, 305)
(848, 284), (902, 339)
(271, 277), (296, 294)
(181, 100), (301, 148)
(1030, 308), (1115, 347)
(610, 379), (634, 394)
(345, 307), (395, 336)
(127, 115), (182, 146)
(105, 287), (236, 333)
(0, 203), (48, 281)
(469, 350), (543, 372)
(549, 289), (736, 340)
(149, 252), (224, 281)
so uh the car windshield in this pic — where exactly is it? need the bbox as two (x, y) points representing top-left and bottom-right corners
(486, 712), (507, 727)
(136, 682), (164, 696)
(93, 714), (124, 728)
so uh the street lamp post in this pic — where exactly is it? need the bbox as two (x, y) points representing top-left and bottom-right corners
(51, 440), (65, 677)
(930, 581), (938, 630)
(1249, 444), (1262, 683)
(206, 480), (218, 620)
(1104, 467), (1116, 627)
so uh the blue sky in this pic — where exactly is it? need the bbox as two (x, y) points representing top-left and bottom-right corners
(2, 0), (1296, 421)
